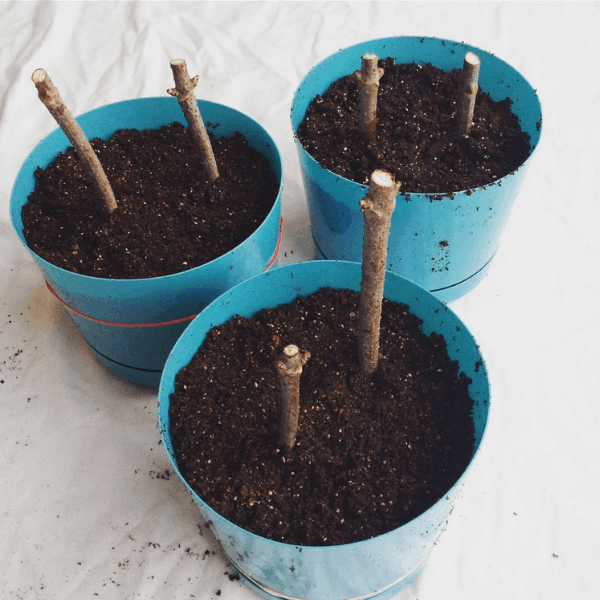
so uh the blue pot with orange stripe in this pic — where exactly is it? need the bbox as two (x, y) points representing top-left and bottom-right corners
(10, 97), (283, 387)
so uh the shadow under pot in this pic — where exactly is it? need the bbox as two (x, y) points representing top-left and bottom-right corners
(158, 260), (490, 600)
(10, 97), (283, 387)
(291, 36), (542, 302)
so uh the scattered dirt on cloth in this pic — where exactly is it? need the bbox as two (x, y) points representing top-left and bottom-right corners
(21, 123), (279, 279)
(149, 469), (171, 480)
(169, 287), (475, 546)
(296, 59), (531, 194)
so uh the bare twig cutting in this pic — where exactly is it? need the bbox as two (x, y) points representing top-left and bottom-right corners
(31, 69), (118, 214)
(456, 52), (481, 136)
(275, 344), (311, 452)
(358, 170), (400, 375)
(168, 59), (219, 182)
(354, 54), (384, 145)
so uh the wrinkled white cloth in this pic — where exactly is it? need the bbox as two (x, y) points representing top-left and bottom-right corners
(1, 2), (599, 599)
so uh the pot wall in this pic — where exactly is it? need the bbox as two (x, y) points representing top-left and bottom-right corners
(10, 97), (283, 387)
(291, 36), (542, 302)
(158, 260), (490, 600)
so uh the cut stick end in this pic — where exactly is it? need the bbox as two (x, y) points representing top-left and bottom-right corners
(31, 69), (48, 84)
(370, 169), (401, 195)
(371, 169), (395, 188)
(462, 52), (481, 83)
(359, 53), (382, 78)
(464, 52), (481, 68)
(170, 58), (187, 68)
(277, 345), (310, 374)
(283, 345), (299, 359)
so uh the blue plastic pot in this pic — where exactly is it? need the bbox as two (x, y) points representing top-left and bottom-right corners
(10, 97), (283, 387)
(158, 260), (490, 600)
(291, 36), (542, 302)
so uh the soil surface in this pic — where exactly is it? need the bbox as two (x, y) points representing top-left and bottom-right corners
(21, 123), (279, 279)
(169, 287), (475, 546)
(296, 59), (531, 194)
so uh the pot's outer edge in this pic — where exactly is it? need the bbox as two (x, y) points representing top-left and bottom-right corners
(10, 97), (284, 384)
(290, 36), (542, 300)
(158, 260), (490, 600)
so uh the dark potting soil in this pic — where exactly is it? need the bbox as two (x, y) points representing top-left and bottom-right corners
(169, 287), (475, 547)
(296, 59), (531, 194)
(21, 123), (279, 279)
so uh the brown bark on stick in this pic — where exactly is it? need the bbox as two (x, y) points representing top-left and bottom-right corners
(31, 69), (118, 214)
(358, 170), (400, 375)
(275, 344), (310, 452)
(456, 52), (481, 136)
(354, 54), (384, 145)
(167, 59), (219, 182)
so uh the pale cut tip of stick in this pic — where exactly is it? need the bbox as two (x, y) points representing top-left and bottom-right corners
(370, 169), (402, 199)
(31, 69), (54, 100)
(464, 52), (481, 69)
(371, 169), (396, 189)
(360, 170), (400, 212)
(283, 345), (299, 359)
(277, 345), (310, 373)
(359, 54), (383, 79)
(31, 68), (48, 84)
(358, 54), (383, 78)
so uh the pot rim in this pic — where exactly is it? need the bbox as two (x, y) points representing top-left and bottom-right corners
(290, 34), (542, 197)
(10, 96), (284, 284)
(158, 259), (491, 551)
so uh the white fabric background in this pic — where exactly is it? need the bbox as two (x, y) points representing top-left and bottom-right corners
(1, 1), (598, 599)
